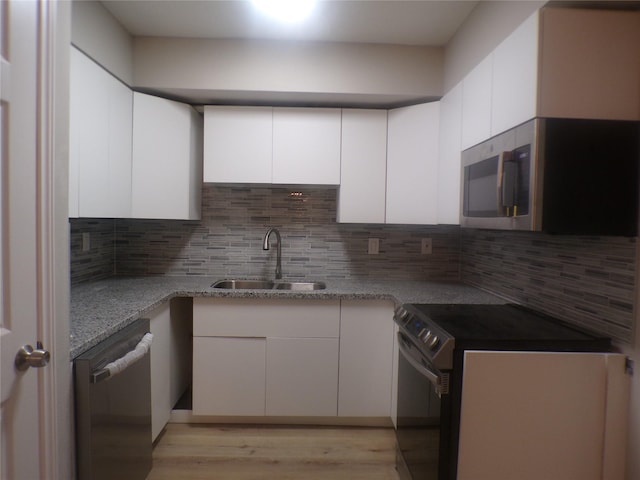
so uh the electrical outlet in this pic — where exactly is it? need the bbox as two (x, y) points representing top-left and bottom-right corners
(368, 238), (380, 255)
(82, 232), (91, 252)
(421, 238), (432, 255)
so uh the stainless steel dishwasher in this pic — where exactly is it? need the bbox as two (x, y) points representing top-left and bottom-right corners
(74, 319), (153, 480)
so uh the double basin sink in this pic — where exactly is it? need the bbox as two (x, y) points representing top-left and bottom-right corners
(212, 279), (326, 291)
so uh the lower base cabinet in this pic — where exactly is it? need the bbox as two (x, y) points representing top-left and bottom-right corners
(149, 298), (192, 441)
(338, 300), (395, 417)
(192, 298), (341, 417)
(193, 337), (266, 416)
(192, 297), (393, 420)
(266, 337), (339, 416)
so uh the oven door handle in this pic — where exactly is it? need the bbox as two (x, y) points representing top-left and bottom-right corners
(397, 332), (449, 395)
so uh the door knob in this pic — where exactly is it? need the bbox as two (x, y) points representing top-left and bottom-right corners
(15, 342), (50, 371)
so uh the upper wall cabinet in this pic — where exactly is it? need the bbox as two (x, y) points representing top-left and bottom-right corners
(438, 82), (463, 225)
(203, 106), (341, 186)
(203, 106), (273, 184)
(132, 92), (203, 220)
(386, 102), (440, 225)
(69, 46), (132, 218)
(461, 7), (640, 150)
(536, 8), (640, 121)
(272, 107), (341, 185)
(337, 109), (388, 224)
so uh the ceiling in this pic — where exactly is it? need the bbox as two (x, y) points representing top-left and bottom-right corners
(101, 0), (479, 46)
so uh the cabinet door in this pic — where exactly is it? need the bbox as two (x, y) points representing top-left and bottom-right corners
(272, 107), (341, 185)
(192, 337), (266, 416)
(70, 47), (132, 218)
(132, 92), (203, 220)
(338, 109), (387, 223)
(266, 337), (339, 417)
(457, 351), (629, 480)
(386, 102), (440, 225)
(491, 11), (538, 136)
(149, 302), (171, 441)
(437, 82), (463, 225)
(461, 55), (492, 150)
(538, 8), (640, 121)
(338, 300), (394, 417)
(203, 106), (273, 183)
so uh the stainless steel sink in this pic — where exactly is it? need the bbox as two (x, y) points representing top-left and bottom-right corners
(211, 279), (326, 291)
(274, 281), (326, 291)
(211, 279), (275, 289)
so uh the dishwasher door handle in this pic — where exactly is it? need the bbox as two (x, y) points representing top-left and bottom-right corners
(91, 332), (153, 383)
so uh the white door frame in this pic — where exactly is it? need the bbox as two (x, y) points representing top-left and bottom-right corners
(1, 1), (71, 478)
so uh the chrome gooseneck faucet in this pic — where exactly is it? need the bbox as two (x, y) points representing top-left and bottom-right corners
(262, 227), (282, 279)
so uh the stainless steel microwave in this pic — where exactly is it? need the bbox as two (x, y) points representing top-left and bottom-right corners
(460, 118), (640, 236)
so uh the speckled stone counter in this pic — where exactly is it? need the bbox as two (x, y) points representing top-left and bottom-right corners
(70, 276), (506, 359)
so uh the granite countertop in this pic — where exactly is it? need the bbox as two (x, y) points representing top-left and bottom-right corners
(70, 276), (506, 359)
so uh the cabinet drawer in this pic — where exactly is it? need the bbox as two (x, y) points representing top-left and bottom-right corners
(193, 298), (340, 338)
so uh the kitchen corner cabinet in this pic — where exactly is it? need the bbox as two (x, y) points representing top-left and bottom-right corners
(203, 106), (341, 186)
(272, 107), (341, 185)
(132, 92), (203, 220)
(69, 46), (132, 218)
(337, 109), (388, 223)
(192, 298), (340, 417)
(338, 300), (394, 417)
(149, 298), (192, 441)
(203, 106), (273, 183)
(386, 102), (440, 224)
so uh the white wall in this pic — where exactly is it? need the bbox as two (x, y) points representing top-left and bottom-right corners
(71, 0), (133, 85)
(132, 37), (444, 106)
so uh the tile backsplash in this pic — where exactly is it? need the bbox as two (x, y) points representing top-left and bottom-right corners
(70, 185), (637, 344)
(461, 229), (637, 343)
(70, 185), (461, 283)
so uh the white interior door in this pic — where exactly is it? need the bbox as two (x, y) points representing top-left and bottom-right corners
(0, 1), (59, 478)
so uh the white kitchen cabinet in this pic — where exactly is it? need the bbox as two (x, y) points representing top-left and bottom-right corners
(338, 300), (394, 418)
(337, 109), (387, 224)
(203, 106), (273, 183)
(266, 337), (339, 416)
(192, 298), (340, 417)
(386, 102), (440, 224)
(457, 351), (629, 480)
(193, 336), (266, 416)
(490, 12), (538, 137)
(272, 107), (342, 185)
(149, 298), (192, 441)
(69, 46), (132, 218)
(437, 82), (463, 225)
(131, 92), (203, 220)
(536, 8), (640, 121)
(460, 55), (492, 150)
(461, 8), (640, 149)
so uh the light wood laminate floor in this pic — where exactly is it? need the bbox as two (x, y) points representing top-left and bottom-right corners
(147, 423), (400, 480)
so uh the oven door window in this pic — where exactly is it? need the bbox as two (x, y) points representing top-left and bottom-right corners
(396, 350), (442, 480)
(463, 155), (500, 218)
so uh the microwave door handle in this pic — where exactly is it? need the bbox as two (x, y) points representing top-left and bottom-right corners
(496, 151), (513, 216)
(501, 161), (518, 214)
(496, 152), (505, 215)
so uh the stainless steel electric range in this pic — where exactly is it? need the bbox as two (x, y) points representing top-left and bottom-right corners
(393, 303), (612, 480)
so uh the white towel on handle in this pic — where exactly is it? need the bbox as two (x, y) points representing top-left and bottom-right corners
(104, 332), (153, 378)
